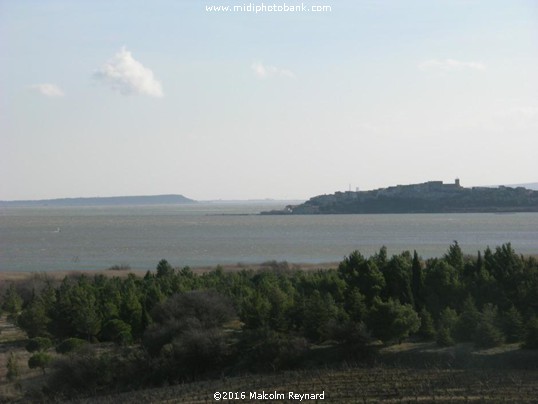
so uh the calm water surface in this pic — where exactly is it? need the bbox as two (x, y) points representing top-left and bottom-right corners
(1, 203), (537, 272)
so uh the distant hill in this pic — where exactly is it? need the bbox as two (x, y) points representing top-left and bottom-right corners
(0, 194), (197, 207)
(508, 182), (538, 191)
(262, 180), (538, 214)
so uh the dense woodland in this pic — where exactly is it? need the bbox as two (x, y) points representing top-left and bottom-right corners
(2, 242), (538, 399)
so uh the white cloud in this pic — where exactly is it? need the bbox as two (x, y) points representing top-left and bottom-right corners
(30, 83), (64, 97)
(251, 62), (294, 79)
(418, 59), (486, 72)
(94, 47), (163, 97)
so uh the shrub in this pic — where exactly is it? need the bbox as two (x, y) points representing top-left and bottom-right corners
(169, 327), (230, 379)
(436, 307), (458, 347)
(328, 319), (371, 345)
(17, 298), (51, 338)
(101, 319), (133, 345)
(28, 352), (52, 374)
(523, 317), (538, 349)
(48, 348), (114, 396)
(56, 338), (88, 354)
(418, 308), (436, 340)
(500, 306), (525, 343)
(436, 327), (455, 347)
(142, 290), (236, 383)
(144, 290), (235, 356)
(107, 263), (131, 271)
(261, 260), (290, 271)
(474, 304), (504, 349)
(453, 297), (481, 342)
(241, 328), (309, 371)
(473, 320), (504, 348)
(367, 298), (420, 344)
(47, 347), (149, 398)
(6, 352), (20, 382)
(1, 284), (23, 316)
(26, 337), (52, 353)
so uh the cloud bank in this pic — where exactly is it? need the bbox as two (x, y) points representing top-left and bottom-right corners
(94, 47), (163, 97)
(418, 59), (486, 72)
(251, 62), (294, 79)
(30, 83), (64, 97)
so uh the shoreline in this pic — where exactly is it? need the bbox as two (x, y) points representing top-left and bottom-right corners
(0, 261), (340, 282)
(2, 252), (538, 282)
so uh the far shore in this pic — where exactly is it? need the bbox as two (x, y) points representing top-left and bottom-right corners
(0, 261), (340, 282)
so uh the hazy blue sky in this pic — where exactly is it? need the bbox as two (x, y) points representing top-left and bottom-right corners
(1, 0), (537, 200)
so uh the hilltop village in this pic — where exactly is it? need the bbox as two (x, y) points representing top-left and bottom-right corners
(263, 180), (538, 214)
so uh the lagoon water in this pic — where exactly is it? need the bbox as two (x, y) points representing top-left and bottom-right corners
(1, 202), (537, 272)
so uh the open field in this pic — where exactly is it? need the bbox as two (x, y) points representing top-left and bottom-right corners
(69, 367), (538, 403)
(0, 316), (38, 402)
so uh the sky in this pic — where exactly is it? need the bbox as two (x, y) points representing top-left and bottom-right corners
(1, 0), (537, 201)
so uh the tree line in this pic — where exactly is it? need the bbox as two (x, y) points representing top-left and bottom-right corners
(2, 242), (538, 398)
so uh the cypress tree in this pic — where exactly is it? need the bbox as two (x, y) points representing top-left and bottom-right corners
(411, 250), (424, 310)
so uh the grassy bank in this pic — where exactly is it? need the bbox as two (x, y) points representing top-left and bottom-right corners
(0, 261), (340, 282)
